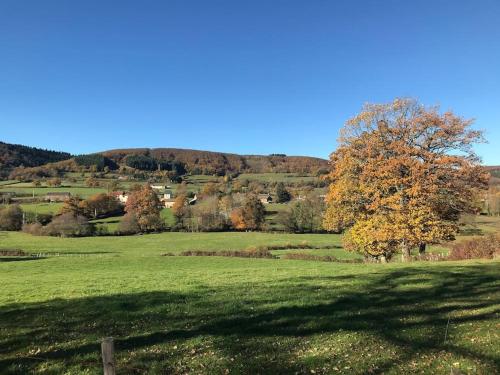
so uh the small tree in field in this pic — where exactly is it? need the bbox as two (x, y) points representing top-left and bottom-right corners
(275, 182), (291, 203)
(323, 98), (488, 261)
(230, 194), (265, 230)
(0, 205), (23, 231)
(124, 185), (164, 232)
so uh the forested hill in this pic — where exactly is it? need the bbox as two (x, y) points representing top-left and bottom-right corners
(101, 148), (329, 175)
(0, 141), (71, 179)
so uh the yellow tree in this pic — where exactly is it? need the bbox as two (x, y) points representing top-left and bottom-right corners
(323, 98), (488, 261)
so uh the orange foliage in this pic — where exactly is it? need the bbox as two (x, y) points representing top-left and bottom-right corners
(323, 98), (489, 260)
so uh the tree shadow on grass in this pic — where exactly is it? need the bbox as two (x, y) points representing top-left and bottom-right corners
(0, 263), (499, 374)
(0, 257), (45, 262)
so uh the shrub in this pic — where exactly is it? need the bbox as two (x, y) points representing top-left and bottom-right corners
(22, 222), (44, 236)
(179, 249), (276, 259)
(24, 211), (53, 225)
(43, 213), (94, 237)
(448, 234), (500, 260)
(118, 213), (141, 234)
(0, 205), (23, 231)
(281, 252), (362, 263)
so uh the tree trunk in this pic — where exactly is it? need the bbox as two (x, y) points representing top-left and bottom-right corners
(418, 243), (426, 255)
(401, 242), (411, 262)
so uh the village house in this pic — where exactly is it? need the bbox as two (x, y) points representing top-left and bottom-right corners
(45, 192), (71, 202)
(258, 193), (273, 204)
(160, 190), (175, 208)
(150, 184), (170, 191)
(111, 191), (129, 204)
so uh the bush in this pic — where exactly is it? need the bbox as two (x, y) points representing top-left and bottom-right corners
(22, 222), (44, 236)
(281, 252), (362, 263)
(0, 205), (23, 231)
(179, 249), (276, 259)
(118, 213), (141, 234)
(448, 234), (500, 260)
(24, 211), (53, 225)
(43, 213), (94, 237)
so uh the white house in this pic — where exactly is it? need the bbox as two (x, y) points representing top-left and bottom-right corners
(112, 191), (129, 204)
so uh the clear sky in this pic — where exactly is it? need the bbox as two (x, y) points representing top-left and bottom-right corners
(1, 1), (499, 164)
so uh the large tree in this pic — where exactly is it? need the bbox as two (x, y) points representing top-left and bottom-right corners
(124, 185), (164, 232)
(323, 98), (488, 261)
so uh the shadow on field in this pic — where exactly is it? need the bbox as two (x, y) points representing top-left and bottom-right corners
(0, 257), (45, 263)
(0, 264), (499, 374)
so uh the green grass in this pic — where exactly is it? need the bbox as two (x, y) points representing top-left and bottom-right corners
(271, 248), (363, 260)
(0, 180), (18, 186)
(236, 173), (318, 183)
(0, 230), (499, 374)
(0, 186), (107, 198)
(18, 202), (63, 215)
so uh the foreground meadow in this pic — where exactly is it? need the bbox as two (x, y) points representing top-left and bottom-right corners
(0, 232), (499, 374)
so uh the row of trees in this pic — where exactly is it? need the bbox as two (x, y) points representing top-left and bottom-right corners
(172, 191), (267, 232)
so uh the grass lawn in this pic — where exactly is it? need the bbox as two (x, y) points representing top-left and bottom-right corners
(18, 202), (63, 215)
(0, 231), (499, 374)
(0, 186), (107, 199)
(236, 173), (318, 183)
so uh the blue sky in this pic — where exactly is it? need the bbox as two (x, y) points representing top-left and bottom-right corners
(1, 1), (499, 164)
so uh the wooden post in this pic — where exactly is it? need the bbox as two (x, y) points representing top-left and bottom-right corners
(101, 337), (115, 375)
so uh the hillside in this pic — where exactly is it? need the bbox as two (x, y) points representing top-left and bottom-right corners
(0, 141), (71, 179)
(3, 142), (329, 180)
(101, 148), (329, 175)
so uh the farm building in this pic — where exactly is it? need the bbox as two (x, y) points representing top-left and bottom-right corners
(111, 191), (129, 204)
(45, 192), (71, 202)
(150, 184), (170, 191)
(162, 198), (176, 208)
(258, 194), (273, 204)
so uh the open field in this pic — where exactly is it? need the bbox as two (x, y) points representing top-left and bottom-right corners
(0, 186), (107, 199)
(236, 173), (318, 183)
(18, 202), (64, 215)
(0, 231), (499, 374)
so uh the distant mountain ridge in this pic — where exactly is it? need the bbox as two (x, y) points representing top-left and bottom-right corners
(0, 141), (71, 179)
(100, 148), (329, 175)
(1, 142), (329, 179)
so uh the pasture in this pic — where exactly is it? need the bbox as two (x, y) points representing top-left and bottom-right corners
(0, 231), (499, 374)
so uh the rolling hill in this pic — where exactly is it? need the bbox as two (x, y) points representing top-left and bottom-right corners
(101, 148), (329, 175)
(0, 141), (72, 179)
(2, 142), (329, 179)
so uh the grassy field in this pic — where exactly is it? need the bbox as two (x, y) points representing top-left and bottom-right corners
(0, 231), (499, 374)
(18, 202), (64, 215)
(0, 186), (107, 199)
(236, 173), (318, 183)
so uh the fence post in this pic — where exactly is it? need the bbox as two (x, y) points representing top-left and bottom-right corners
(101, 337), (115, 375)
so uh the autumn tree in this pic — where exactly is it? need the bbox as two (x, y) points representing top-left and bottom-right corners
(47, 177), (62, 187)
(85, 177), (100, 187)
(59, 196), (85, 217)
(172, 193), (188, 223)
(123, 185), (164, 232)
(230, 194), (266, 231)
(323, 98), (488, 261)
(0, 205), (23, 231)
(485, 186), (500, 216)
(80, 193), (122, 218)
